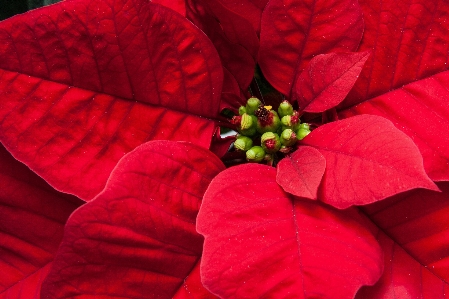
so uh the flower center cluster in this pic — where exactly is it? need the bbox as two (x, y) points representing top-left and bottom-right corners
(231, 97), (311, 164)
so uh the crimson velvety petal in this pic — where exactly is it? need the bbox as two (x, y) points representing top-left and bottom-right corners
(0, 0), (223, 200)
(258, 0), (364, 96)
(344, 0), (449, 108)
(198, 164), (383, 298)
(300, 115), (438, 209)
(295, 52), (370, 113)
(341, 72), (449, 181)
(41, 141), (225, 299)
(0, 144), (82, 299)
(276, 146), (325, 199)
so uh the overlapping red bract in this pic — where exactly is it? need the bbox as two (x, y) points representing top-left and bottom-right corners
(355, 184), (449, 297)
(338, 0), (449, 183)
(219, 68), (247, 113)
(341, 72), (449, 182)
(0, 144), (82, 299)
(300, 115), (438, 208)
(276, 146), (325, 199)
(173, 261), (219, 299)
(152, 0), (186, 16)
(1, 0), (449, 297)
(258, 0), (364, 96)
(198, 164), (383, 298)
(356, 231), (449, 298)
(41, 141), (224, 298)
(344, 0), (449, 108)
(0, 0), (223, 200)
(218, 0), (268, 34)
(186, 0), (259, 92)
(295, 52), (369, 113)
(362, 183), (449, 284)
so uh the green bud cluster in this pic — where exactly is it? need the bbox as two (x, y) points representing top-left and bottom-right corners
(232, 98), (311, 163)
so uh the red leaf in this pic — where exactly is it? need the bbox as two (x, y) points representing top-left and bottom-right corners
(186, 0), (258, 91)
(341, 72), (449, 182)
(344, 0), (449, 108)
(0, 144), (82, 298)
(355, 184), (449, 297)
(300, 115), (438, 208)
(276, 146), (326, 199)
(0, 0), (223, 200)
(295, 52), (370, 113)
(258, 0), (364, 96)
(197, 164), (383, 298)
(41, 141), (225, 298)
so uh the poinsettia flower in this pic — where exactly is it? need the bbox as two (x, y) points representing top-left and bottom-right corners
(184, 0), (438, 210)
(1, 0), (449, 298)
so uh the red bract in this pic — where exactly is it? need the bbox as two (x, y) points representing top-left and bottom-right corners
(276, 146), (326, 199)
(41, 141), (224, 298)
(344, 0), (449, 107)
(341, 73), (449, 182)
(1, 0), (449, 297)
(355, 184), (449, 297)
(0, 0), (223, 200)
(186, 0), (259, 93)
(152, 0), (186, 16)
(0, 144), (82, 299)
(198, 164), (383, 298)
(217, 0), (268, 35)
(298, 115), (438, 208)
(173, 262), (219, 299)
(258, 0), (364, 96)
(339, 0), (449, 181)
(295, 52), (370, 113)
(356, 232), (449, 298)
(362, 183), (449, 284)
